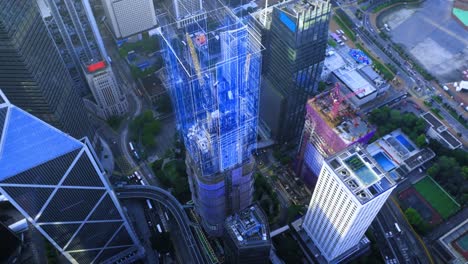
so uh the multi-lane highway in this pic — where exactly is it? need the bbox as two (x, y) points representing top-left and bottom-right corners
(116, 185), (207, 264)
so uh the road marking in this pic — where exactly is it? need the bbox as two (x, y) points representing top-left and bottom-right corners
(390, 197), (434, 264)
(421, 16), (468, 46)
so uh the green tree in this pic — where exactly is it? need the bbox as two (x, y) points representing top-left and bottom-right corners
(415, 134), (427, 147)
(107, 116), (122, 130)
(405, 208), (428, 234)
(318, 81), (327, 92)
(155, 94), (173, 113)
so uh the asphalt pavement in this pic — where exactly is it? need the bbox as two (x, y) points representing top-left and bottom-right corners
(116, 185), (207, 264)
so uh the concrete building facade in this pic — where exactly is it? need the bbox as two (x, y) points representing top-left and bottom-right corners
(39, 0), (128, 119)
(303, 144), (396, 263)
(102, 0), (157, 38)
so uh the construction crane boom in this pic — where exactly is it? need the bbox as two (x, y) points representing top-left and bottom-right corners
(244, 53), (251, 82)
(186, 33), (204, 85)
(331, 83), (364, 118)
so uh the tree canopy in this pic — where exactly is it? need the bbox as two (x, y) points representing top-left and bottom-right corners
(405, 208), (428, 234)
(130, 110), (161, 148)
(369, 107), (427, 145)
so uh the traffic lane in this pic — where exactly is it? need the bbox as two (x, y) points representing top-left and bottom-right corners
(377, 209), (408, 263)
(371, 220), (398, 262)
(385, 201), (433, 264)
(117, 189), (204, 264)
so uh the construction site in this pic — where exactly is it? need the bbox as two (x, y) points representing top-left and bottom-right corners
(295, 83), (376, 186)
(159, 3), (264, 236)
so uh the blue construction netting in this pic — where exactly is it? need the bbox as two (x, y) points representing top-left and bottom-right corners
(349, 49), (371, 65)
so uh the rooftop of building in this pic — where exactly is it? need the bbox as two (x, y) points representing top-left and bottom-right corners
(0, 90), (83, 182)
(366, 129), (435, 180)
(334, 66), (377, 98)
(326, 144), (397, 204)
(225, 204), (270, 247)
(307, 87), (374, 144)
(251, 0), (329, 29)
(279, 0), (329, 17)
(421, 111), (443, 129)
(439, 219), (468, 263)
(158, 6), (263, 78)
(421, 112), (462, 149)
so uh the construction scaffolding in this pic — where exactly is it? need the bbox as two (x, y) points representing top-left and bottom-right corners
(159, 5), (264, 235)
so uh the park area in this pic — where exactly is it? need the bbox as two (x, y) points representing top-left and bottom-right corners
(413, 177), (460, 220)
(398, 176), (460, 229)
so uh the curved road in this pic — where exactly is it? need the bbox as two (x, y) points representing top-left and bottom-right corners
(115, 185), (206, 264)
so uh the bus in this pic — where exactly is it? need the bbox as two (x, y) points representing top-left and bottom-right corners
(146, 199), (153, 210)
(129, 142), (135, 152)
(133, 151), (140, 161)
(134, 171), (142, 181)
(156, 224), (162, 233)
(140, 178), (147, 186)
(395, 223), (402, 233)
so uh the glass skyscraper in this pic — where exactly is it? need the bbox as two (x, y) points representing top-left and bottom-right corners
(257, 0), (331, 144)
(0, 90), (141, 263)
(159, 6), (263, 235)
(0, 0), (92, 139)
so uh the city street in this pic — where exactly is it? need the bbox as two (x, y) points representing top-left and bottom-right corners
(373, 199), (434, 264)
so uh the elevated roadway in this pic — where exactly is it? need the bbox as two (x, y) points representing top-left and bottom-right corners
(115, 185), (207, 264)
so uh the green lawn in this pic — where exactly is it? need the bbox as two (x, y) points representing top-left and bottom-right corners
(414, 177), (460, 219)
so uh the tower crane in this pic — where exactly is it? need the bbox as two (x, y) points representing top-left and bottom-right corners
(330, 83), (365, 118)
(186, 33), (204, 85)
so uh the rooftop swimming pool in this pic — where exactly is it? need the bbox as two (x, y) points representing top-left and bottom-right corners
(396, 134), (415, 152)
(373, 152), (396, 172)
(345, 155), (378, 186)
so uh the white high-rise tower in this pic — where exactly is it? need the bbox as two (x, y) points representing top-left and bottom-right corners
(303, 144), (396, 263)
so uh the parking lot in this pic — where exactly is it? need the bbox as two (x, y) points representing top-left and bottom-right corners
(378, 0), (468, 82)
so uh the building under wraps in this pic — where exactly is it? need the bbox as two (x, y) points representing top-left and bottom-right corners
(296, 89), (375, 186)
(159, 5), (263, 236)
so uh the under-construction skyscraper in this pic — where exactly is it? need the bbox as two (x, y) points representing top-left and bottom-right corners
(0, 90), (141, 263)
(295, 86), (375, 186)
(255, 0), (331, 144)
(159, 5), (263, 236)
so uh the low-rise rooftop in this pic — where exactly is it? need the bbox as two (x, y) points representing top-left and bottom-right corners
(366, 130), (435, 180)
(225, 204), (270, 247)
(421, 112), (462, 149)
(334, 67), (377, 98)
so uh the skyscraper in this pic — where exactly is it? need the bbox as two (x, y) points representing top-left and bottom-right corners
(0, 0), (92, 139)
(303, 144), (396, 263)
(0, 90), (141, 264)
(224, 204), (271, 264)
(39, 0), (128, 119)
(256, 0), (331, 144)
(159, 7), (263, 236)
(102, 0), (157, 38)
(170, 0), (206, 28)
